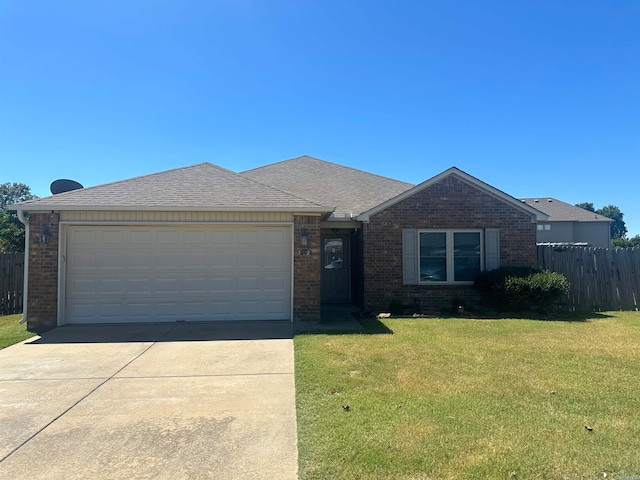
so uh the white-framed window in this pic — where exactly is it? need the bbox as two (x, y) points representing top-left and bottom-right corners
(418, 230), (483, 284)
(537, 224), (551, 231)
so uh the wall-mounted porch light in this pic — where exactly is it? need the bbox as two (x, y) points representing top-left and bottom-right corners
(38, 227), (51, 244)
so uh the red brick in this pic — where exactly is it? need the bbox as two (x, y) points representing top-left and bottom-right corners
(26, 213), (59, 332)
(362, 176), (537, 313)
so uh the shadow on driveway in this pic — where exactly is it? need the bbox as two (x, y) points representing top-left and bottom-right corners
(28, 320), (294, 344)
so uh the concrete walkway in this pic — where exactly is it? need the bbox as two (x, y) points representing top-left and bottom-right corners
(0, 322), (297, 480)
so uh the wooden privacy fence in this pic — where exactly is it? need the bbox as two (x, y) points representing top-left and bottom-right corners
(538, 245), (640, 312)
(0, 253), (24, 315)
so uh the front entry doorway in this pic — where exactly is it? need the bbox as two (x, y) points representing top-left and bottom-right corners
(321, 234), (350, 303)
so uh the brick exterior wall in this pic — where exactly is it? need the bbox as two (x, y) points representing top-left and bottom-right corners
(362, 176), (537, 313)
(26, 212), (60, 332)
(350, 228), (364, 307)
(293, 215), (322, 322)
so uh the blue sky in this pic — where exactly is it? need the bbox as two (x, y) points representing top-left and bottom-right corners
(1, 1), (639, 235)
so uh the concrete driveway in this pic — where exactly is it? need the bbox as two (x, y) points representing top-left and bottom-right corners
(0, 322), (298, 480)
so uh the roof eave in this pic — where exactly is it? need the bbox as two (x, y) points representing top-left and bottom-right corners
(545, 218), (614, 223)
(9, 204), (333, 214)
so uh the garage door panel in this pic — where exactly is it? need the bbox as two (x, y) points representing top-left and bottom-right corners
(184, 278), (206, 293)
(210, 277), (233, 291)
(264, 252), (287, 268)
(68, 253), (96, 271)
(65, 225), (291, 323)
(184, 230), (207, 244)
(156, 301), (181, 317)
(71, 302), (95, 318)
(183, 252), (207, 269)
(210, 302), (233, 314)
(157, 230), (180, 243)
(154, 253), (179, 269)
(237, 277), (259, 291)
(264, 277), (286, 291)
(211, 230), (233, 243)
(128, 303), (157, 317)
(70, 279), (96, 295)
(101, 279), (124, 294)
(264, 301), (287, 315)
(237, 253), (259, 268)
(156, 278), (179, 294)
(129, 253), (154, 269)
(264, 230), (287, 243)
(211, 253), (234, 268)
(237, 300), (260, 314)
(100, 253), (125, 270)
(102, 230), (125, 243)
(184, 302), (207, 316)
(237, 230), (259, 243)
(128, 279), (152, 294)
(100, 303), (125, 317)
(71, 229), (97, 244)
(130, 230), (153, 243)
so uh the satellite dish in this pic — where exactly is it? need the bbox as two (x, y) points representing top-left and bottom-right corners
(50, 179), (84, 195)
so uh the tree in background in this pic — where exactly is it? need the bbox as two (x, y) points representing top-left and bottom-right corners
(611, 234), (640, 249)
(575, 202), (594, 212)
(596, 205), (627, 239)
(0, 182), (37, 252)
(575, 202), (628, 245)
(629, 235), (640, 248)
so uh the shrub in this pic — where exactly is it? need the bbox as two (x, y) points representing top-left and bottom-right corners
(474, 267), (540, 311)
(506, 271), (570, 313)
(474, 267), (569, 312)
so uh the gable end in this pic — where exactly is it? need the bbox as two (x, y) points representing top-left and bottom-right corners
(357, 167), (546, 223)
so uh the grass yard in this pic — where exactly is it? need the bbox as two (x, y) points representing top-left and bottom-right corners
(295, 312), (640, 479)
(0, 314), (36, 350)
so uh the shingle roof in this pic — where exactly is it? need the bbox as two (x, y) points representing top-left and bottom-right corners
(520, 198), (612, 222)
(241, 155), (414, 218)
(11, 162), (331, 212)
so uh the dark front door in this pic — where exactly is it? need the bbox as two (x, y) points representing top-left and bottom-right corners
(321, 234), (350, 302)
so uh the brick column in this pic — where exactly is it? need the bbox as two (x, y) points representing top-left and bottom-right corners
(27, 212), (60, 332)
(293, 215), (321, 322)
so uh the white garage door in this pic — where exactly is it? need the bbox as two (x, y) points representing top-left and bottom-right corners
(64, 225), (292, 324)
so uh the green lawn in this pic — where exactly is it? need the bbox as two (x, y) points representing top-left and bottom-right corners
(295, 312), (640, 479)
(0, 314), (36, 349)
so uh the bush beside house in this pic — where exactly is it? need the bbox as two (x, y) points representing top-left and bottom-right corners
(475, 267), (570, 313)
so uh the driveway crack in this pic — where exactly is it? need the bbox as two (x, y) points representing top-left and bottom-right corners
(0, 324), (179, 464)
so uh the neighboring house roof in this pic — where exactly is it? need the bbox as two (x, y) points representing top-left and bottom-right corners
(10, 162), (332, 213)
(241, 155), (414, 218)
(520, 198), (613, 223)
(358, 167), (548, 222)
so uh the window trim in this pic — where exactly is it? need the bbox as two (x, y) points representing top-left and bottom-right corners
(417, 229), (484, 285)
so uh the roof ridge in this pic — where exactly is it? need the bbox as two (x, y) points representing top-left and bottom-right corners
(240, 155), (312, 174)
(520, 196), (562, 201)
(242, 155), (414, 187)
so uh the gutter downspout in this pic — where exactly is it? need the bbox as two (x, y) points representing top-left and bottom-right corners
(16, 210), (28, 324)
